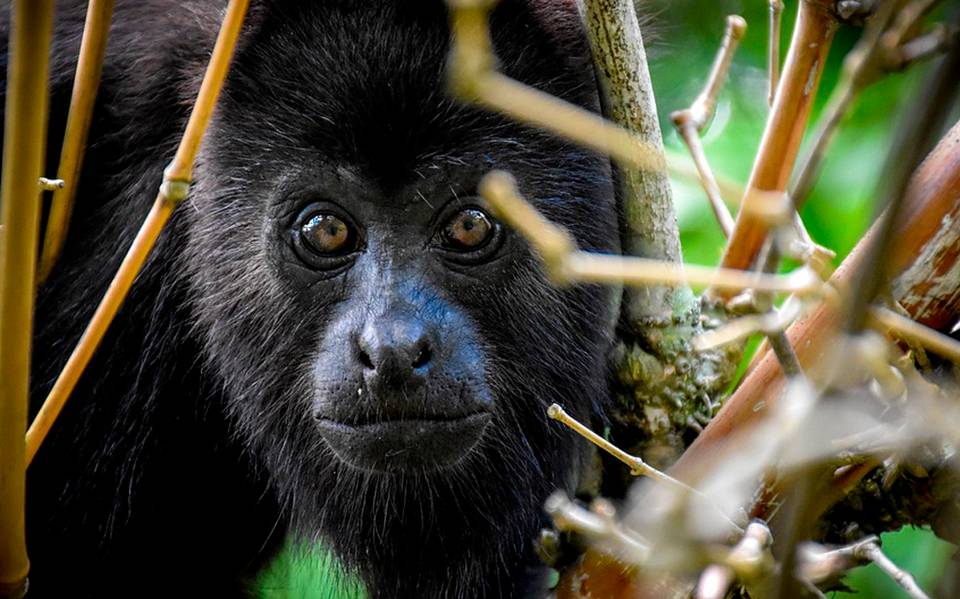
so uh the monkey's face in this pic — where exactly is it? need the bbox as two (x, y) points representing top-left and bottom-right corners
(184, 0), (616, 516)
(279, 168), (504, 473)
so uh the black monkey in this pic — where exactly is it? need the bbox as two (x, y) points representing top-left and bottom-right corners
(12, 0), (619, 597)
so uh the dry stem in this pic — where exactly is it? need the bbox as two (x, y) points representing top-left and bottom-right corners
(0, 1), (55, 595)
(25, 0), (250, 464)
(547, 403), (742, 534)
(869, 306), (960, 363)
(715, 0), (838, 290)
(671, 15), (746, 238)
(38, 0), (114, 283)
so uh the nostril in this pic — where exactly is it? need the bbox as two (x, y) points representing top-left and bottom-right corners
(357, 347), (375, 370)
(411, 344), (432, 369)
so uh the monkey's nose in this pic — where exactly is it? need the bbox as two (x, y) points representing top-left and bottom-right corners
(355, 319), (435, 386)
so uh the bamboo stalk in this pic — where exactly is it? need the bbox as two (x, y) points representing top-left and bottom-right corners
(37, 0), (114, 284)
(673, 117), (960, 483)
(25, 0), (250, 464)
(714, 0), (838, 292)
(0, 1), (55, 595)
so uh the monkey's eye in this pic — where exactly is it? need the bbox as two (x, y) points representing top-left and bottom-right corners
(439, 208), (496, 252)
(290, 205), (362, 273)
(301, 213), (353, 255)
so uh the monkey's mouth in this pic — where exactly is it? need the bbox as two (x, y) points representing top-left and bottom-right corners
(315, 413), (491, 473)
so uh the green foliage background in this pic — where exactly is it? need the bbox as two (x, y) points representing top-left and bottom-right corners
(255, 1), (957, 596)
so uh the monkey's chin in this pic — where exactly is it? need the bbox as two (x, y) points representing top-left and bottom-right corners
(315, 413), (491, 473)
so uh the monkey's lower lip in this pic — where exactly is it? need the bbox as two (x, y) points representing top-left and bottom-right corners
(315, 413), (491, 473)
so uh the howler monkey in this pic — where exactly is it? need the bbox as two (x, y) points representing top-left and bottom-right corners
(11, 0), (619, 597)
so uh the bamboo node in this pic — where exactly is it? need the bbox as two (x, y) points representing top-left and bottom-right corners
(160, 165), (192, 205)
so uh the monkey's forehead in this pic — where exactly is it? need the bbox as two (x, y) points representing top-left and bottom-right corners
(211, 0), (598, 185)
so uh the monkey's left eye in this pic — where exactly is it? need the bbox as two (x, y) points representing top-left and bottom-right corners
(291, 206), (361, 272)
(438, 208), (497, 252)
(301, 214), (353, 255)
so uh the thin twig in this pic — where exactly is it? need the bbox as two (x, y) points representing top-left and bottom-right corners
(38, 0), (115, 283)
(0, 0), (55, 595)
(671, 15), (746, 238)
(768, 0), (784, 106)
(24, 0), (251, 464)
(479, 171), (823, 296)
(549, 403), (685, 484)
(856, 541), (932, 599)
(547, 403), (743, 534)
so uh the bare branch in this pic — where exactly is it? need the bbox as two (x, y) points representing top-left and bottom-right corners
(856, 541), (932, 599)
(671, 15), (746, 238)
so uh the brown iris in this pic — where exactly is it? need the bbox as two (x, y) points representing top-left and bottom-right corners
(441, 208), (494, 251)
(301, 213), (352, 255)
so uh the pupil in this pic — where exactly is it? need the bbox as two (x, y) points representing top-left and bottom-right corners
(302, 213), (350, 255)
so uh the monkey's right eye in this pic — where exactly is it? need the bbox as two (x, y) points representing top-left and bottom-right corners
(301, 214), (353, 255)
(291, 206), (361, 272)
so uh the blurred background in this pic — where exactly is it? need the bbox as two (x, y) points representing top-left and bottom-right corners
(256, 1), (958, 596)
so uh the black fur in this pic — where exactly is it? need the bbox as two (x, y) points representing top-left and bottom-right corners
(10, 1), (618, 597)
